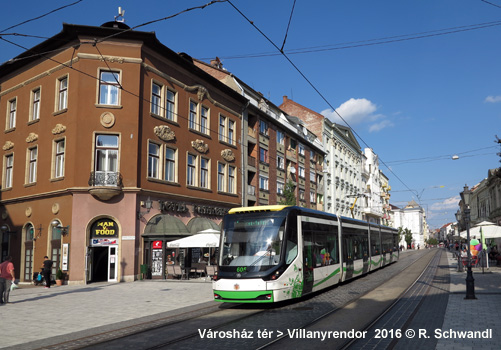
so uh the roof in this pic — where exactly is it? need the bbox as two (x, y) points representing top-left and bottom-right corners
(0, 23), (248, 105)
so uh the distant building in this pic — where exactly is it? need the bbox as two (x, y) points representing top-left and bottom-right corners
(279, 96), (364, 219)
(392, 200), (426, 248)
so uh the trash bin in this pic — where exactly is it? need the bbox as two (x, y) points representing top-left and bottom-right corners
(140, 264), (148, 280)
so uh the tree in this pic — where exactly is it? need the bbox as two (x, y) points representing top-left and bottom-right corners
(404, 228), (413, 249)
(279, 180), (297, 205)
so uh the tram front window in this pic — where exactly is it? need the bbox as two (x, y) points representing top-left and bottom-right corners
(220, 213), (287, 271)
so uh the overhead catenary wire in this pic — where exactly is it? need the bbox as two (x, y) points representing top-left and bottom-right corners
(200, 19), (501, 60)
(226, 0), (416, 196)
(0, 0), (84, 34)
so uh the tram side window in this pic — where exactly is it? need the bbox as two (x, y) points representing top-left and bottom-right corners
(382, 233), (392, 253)
(370, 229), (381, 255)
(342, 225), (369, 261)
(302, 221), (339, 268)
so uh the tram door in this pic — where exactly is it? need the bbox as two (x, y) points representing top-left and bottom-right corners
(302, 230), (314, 295)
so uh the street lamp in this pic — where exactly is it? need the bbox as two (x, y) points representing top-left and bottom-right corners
(460, 184), (476, 299)
(454, 211), (463, 272)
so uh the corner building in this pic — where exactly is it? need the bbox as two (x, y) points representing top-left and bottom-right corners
(0, 22), (247, 284)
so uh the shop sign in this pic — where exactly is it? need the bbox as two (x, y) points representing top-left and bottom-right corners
(91, 219), (118, 238)
(153, 240), (163, 249)
(62, 243), (69, 271)
(194, 205), (229, 216)
(91, 238), (117, 246)
(159, 201), (188, 213)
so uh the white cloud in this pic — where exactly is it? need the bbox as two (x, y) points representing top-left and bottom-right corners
(321, 98), (393, 132)
(430, 196), (460, 211)
(369, 119), (394, 132)
(484, 95), (501, 103)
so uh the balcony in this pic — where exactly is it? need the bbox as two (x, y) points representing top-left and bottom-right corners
(88, 171), (123, 201)
(248, 156), (257, 169)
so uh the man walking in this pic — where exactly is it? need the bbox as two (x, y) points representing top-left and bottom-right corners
(0, 256), (15, 303)
(43, 256), (53, 288)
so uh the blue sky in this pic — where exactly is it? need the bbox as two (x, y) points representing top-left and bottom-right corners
(1, 0), (500, 229)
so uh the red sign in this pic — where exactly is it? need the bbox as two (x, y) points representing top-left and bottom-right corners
(153, 240), (162, 249)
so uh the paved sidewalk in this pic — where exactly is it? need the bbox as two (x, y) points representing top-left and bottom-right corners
(436, 251), (501, 350)
(0, 278), (214, 349)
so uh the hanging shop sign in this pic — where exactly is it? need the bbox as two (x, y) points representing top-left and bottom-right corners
(153, 240), (163, 249)
(91, 218), (118, 238)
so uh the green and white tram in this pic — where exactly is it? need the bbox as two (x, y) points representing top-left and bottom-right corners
(213, 205), (399, 303)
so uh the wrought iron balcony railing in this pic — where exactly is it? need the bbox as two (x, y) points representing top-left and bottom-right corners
(88, 171), (123, 187)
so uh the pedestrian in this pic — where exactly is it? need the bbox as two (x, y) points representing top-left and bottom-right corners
(0, 256), (15, 304)
(42, 256), (53, 288)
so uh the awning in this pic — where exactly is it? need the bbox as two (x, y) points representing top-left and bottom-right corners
(142, 214), (190, 237)
(459, 222), (501, 239)
(186, 217), (220, 234)
(166, 232), (220, 248)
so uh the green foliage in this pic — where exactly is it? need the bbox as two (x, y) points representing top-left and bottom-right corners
(279, 180), (297, 206)
(56, 268), (64, 280)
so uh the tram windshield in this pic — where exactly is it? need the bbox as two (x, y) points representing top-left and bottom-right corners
(220, 212), (287, 271)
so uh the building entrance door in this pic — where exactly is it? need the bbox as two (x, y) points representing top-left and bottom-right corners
(89, 245), (118, 283)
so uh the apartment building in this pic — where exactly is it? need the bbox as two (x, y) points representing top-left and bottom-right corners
(279, 96), (364, 219)
(0, 22), (247, 283)
(194, 59), (326, 209)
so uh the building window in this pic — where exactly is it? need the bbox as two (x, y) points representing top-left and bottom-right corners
(277, 155), (285, 170)
(27, 147), (38, 184)
(166, 89), (176, 121)
(228, 165), (235, 193)
(219, 115), (235, 145)
(228, 120), (235, 145)
(189, 101), (197, 130)
(277, 131), (285, 145)
(7, 98), (16, 130)
(200, 157), (209, 189)
(298, 166), (305, 179)
(165, 147), (176, 182)
(151, 83), (162, 115)
(219, 115), (226, 142)
(54, 139), (65, 178)
(3, 154), (13, 189)
(310, 191), (316, 203)
(99, 71), (120, 105)
(310, 150), (315, 161)
(94, 134), (119, 186)
(187, 154), (196, 186)
(57, 77), (68, 111)
(218, 163), (225, 192)
(259, 120), (268, 136)
(277, 181), (284, 195)
(148, 142), (160, 179)
(310, 169), (316, 183)
(259, 175), (269, 191)
(200, 106), (209, 134)
(31, 88), (41, 121)
(299, 189), (305, 201)
(259, 148), (268, 164)
(299, 143), (305, 156)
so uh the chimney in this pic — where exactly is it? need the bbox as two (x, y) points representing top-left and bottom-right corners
(210, 57), (223, 69)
